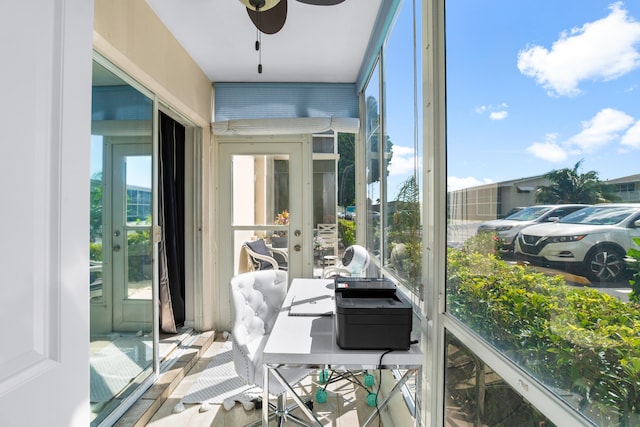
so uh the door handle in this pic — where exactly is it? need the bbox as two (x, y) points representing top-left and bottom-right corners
(294, 244), (301, 252)
(113, 244), (121, 252)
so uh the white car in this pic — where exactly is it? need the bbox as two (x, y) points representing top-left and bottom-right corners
(477, 204), (589, 251)
(515, 204), (640, 282)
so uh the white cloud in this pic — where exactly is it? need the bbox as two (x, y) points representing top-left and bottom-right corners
(526, 108), (636, 162)
(389, 145), (421, 176)
(489, 110), (508, 120)
(475, 103), (509, 120)
(621, 120), (640, 148)
(447, 176), (494, 191)
(567, 108), (634, 152)
(517, 2), (640, 96)
(526, 133), (568, 162)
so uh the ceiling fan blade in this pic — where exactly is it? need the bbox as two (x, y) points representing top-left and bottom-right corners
(296, 0), (345, 5)
(246, 0), (287, 34)
(239, 0), (281, 12)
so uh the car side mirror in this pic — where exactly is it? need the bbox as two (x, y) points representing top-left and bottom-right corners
(547, 216), (560, 222)
(634, 219), (640, 228)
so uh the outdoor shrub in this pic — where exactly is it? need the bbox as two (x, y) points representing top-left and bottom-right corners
(627, 237), (640, 303)
(447, 233), (640, 424)
(338, 219), (355, 248)
(127, 229), (152, 281)
(90, 241), (103, 261)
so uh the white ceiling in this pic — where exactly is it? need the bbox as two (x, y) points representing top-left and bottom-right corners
(145, 0), (383, 83)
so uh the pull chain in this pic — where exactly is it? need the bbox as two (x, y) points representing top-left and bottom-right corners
(255, 6), (263, 73)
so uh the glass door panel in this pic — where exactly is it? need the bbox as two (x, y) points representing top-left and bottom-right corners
(218, 138), (307, 300)
(112, 144), (153, 328)
(231, 154), (291, 274)
(90, 58), (156, 426)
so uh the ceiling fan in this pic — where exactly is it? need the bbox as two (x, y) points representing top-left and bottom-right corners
(238, 0), (346, 73)
(239, 0), (345, 35)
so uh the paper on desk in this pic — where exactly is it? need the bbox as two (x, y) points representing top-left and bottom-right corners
(288, 294), (334, 316)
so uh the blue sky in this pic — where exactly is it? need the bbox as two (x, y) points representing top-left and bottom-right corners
(444, 1), (640, 190)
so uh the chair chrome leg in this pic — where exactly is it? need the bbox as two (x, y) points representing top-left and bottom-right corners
(276, 394), (287, 426)
(244, 394), (316, 427)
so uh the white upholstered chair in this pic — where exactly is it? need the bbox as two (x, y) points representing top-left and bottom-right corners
(230, 270), (313, 426)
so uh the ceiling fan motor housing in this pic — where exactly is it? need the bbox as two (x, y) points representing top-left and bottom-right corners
(241, 0), (280, 12)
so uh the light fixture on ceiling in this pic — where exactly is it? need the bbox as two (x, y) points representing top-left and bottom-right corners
(243, 0), (287, 74)
(238, 0), (280, 12)
(237, 0), (345, 74)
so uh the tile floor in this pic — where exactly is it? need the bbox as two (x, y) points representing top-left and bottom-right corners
(115, 332), (392, 426)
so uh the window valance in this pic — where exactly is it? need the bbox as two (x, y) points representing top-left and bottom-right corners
(211, 117), (359, 136)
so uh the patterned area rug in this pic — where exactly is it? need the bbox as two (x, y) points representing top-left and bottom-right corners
(180, 339), (262, 411)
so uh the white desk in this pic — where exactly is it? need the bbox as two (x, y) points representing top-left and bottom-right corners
(262, 278), (423, 426)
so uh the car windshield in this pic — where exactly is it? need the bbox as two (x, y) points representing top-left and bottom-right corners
(559, 206), (638, 225)
(505, 206), (551, 221)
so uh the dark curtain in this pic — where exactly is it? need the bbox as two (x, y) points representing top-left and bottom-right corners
(159, 111), (185, 333)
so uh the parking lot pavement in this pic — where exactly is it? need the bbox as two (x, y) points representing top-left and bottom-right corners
(593, 286), (631, 302)
(447, 226), (635, 303)
(514, 261), (632, 302)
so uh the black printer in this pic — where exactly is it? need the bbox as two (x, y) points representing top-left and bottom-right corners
(334, 277), (413, 350)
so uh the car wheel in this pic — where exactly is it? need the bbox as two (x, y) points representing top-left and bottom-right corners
(584, 246), (625, 283)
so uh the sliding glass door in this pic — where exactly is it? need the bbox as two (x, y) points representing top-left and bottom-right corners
(90, 59), (156, 426)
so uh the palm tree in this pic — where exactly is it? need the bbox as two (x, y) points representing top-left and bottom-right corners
(535, 159), (619, 204)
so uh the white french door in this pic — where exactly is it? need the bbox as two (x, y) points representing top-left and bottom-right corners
(0, 1), (94, 426)
(111, 143), (154, 332)
(217, 135), (314, 328)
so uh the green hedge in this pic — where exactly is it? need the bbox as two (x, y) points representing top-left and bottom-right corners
(338, 219), (355, 248)
(447, 233), (640, 425)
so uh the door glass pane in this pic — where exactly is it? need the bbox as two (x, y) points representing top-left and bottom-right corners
(90, 135), (105, 304)
(126, 228), (152, 299)
(231, 154), (290, 275)
(313, 160), (337, 226)
(313, 159), (338, 274)
(125, 155), (152, 300)
(126, 156), (152, 225)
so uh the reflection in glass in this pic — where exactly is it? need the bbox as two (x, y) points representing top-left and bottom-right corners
(90, 136), (104, 304)
(445, 331), (553, 426)
(445, 2), (640, 424)
(125, 155), (152, 300)
(125, 155), (152, 225)
(126, 228), (152, 299)
(382, 0), (423, 294)
(365, 63), (382, 259)
(90, 59), (154, 426)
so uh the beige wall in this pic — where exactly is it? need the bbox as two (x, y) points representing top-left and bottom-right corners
(93, 0), (212, 126)
(93, 0), (217, 331)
